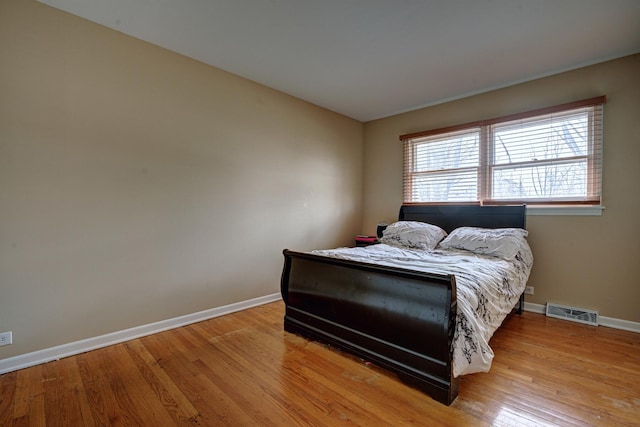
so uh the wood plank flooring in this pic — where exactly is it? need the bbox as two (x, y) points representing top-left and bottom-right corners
(1, 301), (639, 426)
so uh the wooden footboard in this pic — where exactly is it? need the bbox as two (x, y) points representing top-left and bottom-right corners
(281, 249), (459, 405)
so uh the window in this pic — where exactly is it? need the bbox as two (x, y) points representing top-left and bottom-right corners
(401, 96), (605, 206)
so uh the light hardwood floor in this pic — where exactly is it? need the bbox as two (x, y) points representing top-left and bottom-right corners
(1, 301), (639, 426)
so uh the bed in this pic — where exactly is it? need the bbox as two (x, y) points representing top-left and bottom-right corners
(280, 204), (532, 405)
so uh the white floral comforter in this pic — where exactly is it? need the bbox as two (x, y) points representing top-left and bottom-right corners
(310, 243), (533, 377)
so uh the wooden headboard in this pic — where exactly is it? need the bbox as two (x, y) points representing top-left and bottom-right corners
(398, 204), (526, 233)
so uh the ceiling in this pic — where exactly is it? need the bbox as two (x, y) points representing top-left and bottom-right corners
(38, 0), (640, 122)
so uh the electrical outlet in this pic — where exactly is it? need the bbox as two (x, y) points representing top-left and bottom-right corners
(0, 331), (12, 346)
(524, 286), (535, 295)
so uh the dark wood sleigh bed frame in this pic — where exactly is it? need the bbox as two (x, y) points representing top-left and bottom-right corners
(280, 204), (526, 405)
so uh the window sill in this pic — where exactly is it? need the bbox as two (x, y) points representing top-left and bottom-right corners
(526, 205), (604, 216)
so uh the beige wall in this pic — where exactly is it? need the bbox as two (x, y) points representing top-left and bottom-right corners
(363, 54), (640, 323)
(0, 0), (363, 359)
(1, 0), (637, 365)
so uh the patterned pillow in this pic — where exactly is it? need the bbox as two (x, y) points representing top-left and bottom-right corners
(438, 227), (528, 260)
(380, 221), (447, 250)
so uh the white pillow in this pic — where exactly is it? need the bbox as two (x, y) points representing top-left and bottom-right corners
(438, 227), (529, 260)
(380, 221), (447, 250)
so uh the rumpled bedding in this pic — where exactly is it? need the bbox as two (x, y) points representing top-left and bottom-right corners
(310, 243), (533, 377)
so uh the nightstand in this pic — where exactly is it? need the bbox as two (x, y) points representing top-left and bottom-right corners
(355, 235), (379, 247)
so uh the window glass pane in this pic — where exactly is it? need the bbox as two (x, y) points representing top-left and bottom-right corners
(492, 160), (587, 200)
(414, 132), (479, 172)
(493, 111), (589, 165)
(410, 170), (478, 202)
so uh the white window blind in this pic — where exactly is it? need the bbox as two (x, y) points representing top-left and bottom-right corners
(401, 96), (605, 206)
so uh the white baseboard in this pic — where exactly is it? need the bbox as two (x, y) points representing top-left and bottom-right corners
(0, 293), (282, 375)
(523, 302), (546, 314)
(597, 316), (640, 333)
(2, 295), (637, 375)
(524, 302), (640, 333)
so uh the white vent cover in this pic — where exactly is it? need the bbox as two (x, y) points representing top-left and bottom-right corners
(546, 303), (598, 326)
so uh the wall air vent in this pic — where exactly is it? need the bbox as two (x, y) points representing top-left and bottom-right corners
(546, 303), (598, 326)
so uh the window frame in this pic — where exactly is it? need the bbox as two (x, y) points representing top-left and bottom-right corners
(400, 96), (605, 208)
